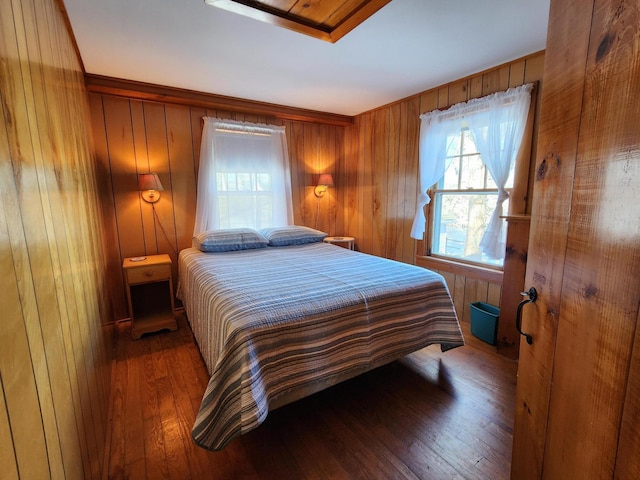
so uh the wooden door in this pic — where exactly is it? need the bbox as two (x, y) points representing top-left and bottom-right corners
(511, 0), (640, 479)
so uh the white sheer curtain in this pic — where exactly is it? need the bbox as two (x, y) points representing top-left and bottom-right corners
(410, 112), (462, 238)
(467, 84), (532, 258)
(194, 118), (293, 236)
(411, 84), (533, 259)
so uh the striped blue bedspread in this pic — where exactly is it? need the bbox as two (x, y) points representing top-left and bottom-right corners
(178, 242), (464, 450)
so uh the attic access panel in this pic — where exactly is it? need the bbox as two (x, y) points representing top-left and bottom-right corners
(205, 0), (392, 43)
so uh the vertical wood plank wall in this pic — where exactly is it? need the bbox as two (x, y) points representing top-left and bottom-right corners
(0, 0), (112, 479)
(92, 52), (544, 324)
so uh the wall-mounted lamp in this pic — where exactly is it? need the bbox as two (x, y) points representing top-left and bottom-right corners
(138, 172), (164, 203)
(314, 173), (334, 198)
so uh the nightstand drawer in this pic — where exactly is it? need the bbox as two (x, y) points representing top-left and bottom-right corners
(126, 264), (171, 285)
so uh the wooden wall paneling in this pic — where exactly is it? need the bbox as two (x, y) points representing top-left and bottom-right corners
(2, 0), (112, 477)
(419, 89), (438, 114)
(496, 84), (538, 358)
(343, 120), (359, 242)
(317, 123), (335, 234)
(487, 283), (502, 311)
(469, 75), (484, 99)
(27, 4), (105, 476)
(448, 79), (469, 106)
(303, 123), (320, 229)
(289, 120), (307, 226)
(2, 5), (75, 478)
(352, 115), (363, 249)
(437, 86), (449, 108)
(510, 0), (591, 476)
(482, 70), (500, 96)
(616, 308), (640, 478)
(497, 217), (531, 357)
(398, 107), (414, 264)
(452, 274), (467, 323)
(353, 112), (368, 253)
(89, 94), (126, 321)
(0, 374), (19, 480)
(510, 86), (538, 215)
(49, 45), (110, 480)
(372, 107), (389, 258)
(130, 100), (156, 255)
(141, 102), (179, 280)
(102, 96), (146, 260)
(482, 66), (510, 96)
(508, 60), (526, 87)
(523, 54), (546, 85)
(401, 96), (421, 265)
(386, 102), (401, 260)
(461, 278), (488, 324)
(21, 7), (88, 477)
(327, 124), (337, 234)
(542, 0), (640, 475)
(523, 57), (545, 216)
(394, 101), (408, 262)
(0, 106), (51, 480)
(333, 123), (346, 237)
(190, 107), (206, 181)
(167, 104), (198, 254)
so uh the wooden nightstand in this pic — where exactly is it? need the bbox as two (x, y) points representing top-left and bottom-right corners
(323, 236), (355, 250)
(123, 254), (177, 339)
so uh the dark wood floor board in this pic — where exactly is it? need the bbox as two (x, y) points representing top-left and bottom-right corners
(105, 313), (517, 479)
(282, 414), (355, 479)
(157, 333), (219, 478)
(139, 341), (164, 422)
(143, 415), (170, 479)
(106, 334), (129, 479)
(124, 338), (146, 468)
(238, 420), (307, 480)
(349, 368), (498, 480)
(343, 387), (465, 479)
(360, 360), (504, 470)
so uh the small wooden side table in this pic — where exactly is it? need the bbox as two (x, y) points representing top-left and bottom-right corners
(323, 236), (355, 250)
(123, 254), (177, 339)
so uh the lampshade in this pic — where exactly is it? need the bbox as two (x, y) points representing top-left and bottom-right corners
(139, 172), (164, 191)
(314, 173), (334, 198)
(138, 172), (164, 203)
(317, 173), (334, 187)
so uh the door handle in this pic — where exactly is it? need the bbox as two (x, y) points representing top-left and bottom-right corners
(516, 287), (537, 345)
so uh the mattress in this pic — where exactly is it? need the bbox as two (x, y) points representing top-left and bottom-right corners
(178, 242), (464, 450)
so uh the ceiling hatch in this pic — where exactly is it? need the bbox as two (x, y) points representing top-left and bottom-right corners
(205, 0), (392, 43)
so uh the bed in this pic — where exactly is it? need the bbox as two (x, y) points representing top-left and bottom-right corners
(178, 228), (464, 451)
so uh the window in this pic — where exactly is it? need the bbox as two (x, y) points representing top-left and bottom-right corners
(411, 83), (533, 268)
(194, 119), (293, 235)
(430, 128), (513, 268)
(215, 172), (274, 229)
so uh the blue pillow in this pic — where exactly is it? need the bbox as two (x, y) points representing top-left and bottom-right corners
(193, 228), (269, 252)
(259, 226), (327, 246)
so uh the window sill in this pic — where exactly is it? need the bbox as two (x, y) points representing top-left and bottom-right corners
(415, 255), (503, 284)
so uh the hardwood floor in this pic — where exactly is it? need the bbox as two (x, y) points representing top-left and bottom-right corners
(104, 312), (517, 480)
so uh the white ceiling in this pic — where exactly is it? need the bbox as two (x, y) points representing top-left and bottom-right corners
(64, 0), (550, 116)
